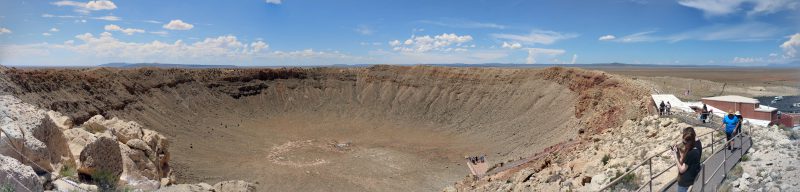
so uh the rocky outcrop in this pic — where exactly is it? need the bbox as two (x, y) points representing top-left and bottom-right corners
(0, 95), (74, 173)
(213, 180), (257, 192)
(78, 137), (123, 185)
(52, 179), (99, 192)
(1, 94), (256, 191)
(0, 154), (43, 192)
(62, 128), (97, 164)
(142, 129), (170, 178)
(81, 115), (143, 143)
(156, 180), (256, 192)
(157, 183), (214, 192)
(451, 114), (718, 191)
(47, 111), (73, 130)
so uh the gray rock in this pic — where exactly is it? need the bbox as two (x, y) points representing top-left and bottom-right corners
(52, 179), (99, 192)
(0, 95), (74, 173)
(0, 154), (43, 192)
(78, 137), (123, 187)
(157, 183), (214, 192)
(213, 180), (257, 192)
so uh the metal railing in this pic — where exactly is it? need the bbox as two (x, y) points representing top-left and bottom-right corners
(598, 120), (752, 192)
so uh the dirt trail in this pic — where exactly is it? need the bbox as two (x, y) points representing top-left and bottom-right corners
(1, 65), (649, 191)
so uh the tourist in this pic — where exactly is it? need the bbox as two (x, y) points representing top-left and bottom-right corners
(660, 101), (667, 116)
(666, 101), (672, 115)
(700, 104), (709, 123)
(673, 127), (701, 192)
(735, 111), (743, 138)
(722, 111), (739, 150)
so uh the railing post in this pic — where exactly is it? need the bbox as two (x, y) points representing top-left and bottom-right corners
(701, 163), (706, 191)
(648, 157), (652, 192)
(723, 146), (727, 182)
(711, 133), (714, 152)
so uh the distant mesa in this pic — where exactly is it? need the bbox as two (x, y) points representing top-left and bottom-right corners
(98, 62), (238, 69)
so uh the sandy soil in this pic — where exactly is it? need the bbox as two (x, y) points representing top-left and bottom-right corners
(1, 65), (649, 191)
(596, 67), (800, 100)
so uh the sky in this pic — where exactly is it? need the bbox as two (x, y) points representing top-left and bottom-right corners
(0, 0), (799, 66)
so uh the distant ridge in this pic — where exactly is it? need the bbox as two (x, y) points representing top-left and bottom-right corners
(92, 62), (798, 69)
(99, 63), (238, 68)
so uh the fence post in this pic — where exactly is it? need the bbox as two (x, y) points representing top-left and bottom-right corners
(701, 163), (706, 191)
(711, 133), (714, 152)
(723, 147), (727, 182)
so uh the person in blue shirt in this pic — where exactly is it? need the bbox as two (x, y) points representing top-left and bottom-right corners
(722, 111), (739, 150)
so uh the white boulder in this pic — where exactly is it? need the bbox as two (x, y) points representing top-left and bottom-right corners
(0, 154), (43, 192)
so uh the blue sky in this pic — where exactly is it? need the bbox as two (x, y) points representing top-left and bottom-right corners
(0, 0), (799, 66)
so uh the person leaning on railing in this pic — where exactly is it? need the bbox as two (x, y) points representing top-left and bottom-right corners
(672, 127), (701, 192)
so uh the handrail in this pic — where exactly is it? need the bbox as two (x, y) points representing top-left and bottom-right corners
(600, 126), (717, 191)
(600, 117), (752, 192)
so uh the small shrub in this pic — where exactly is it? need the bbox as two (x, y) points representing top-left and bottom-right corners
(612, 170), (638, 190)
(741, 154), (750, 162)
(92, 169), (118, 191)
(59, 162), (77, 178)
(602, 154), (611, 165)
(0, 183), (13, 192)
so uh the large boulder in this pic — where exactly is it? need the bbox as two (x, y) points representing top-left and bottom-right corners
(63, 128), (98, 165)
(52, 179), (99, 192)
(119, 142), (158, 181)
(82, 115), (108, 133)
(213, 180), (257, 192)
(81, 115), (143, 143)
(0, 95), (74, 173)
(157, 183), (214, 192)
(47, 110), (73, 130)
(78, 137), (123, 187)
(142, 129), (170, 178)
(0, 154), (43, 192)
(104, 117), (144, 144)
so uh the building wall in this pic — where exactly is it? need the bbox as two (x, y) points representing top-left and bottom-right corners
(701, 99), (774, 122)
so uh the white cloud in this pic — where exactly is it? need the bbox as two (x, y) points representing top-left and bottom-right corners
(0, 27), (12, 35)
(50, 28), (60, 32)
(732, 57), (762, 63)
(52, 0), (117, 13)
(150, 31), (168, 36)
(42, 14), (80, 19)
(388, 40), (401, 47)
(266, 0), (282, 4)
(65, 33), (269, 59)
(419, 19), (506, 29)
(598, 35), (616, 41)
(526, 48), (565, 64)
(369, 48), (510, 64)
(93, 15), (120, 21)
(678, 0), (799, 16)
(492, 30), (578, 45)
(163, 20), (194, 30)
(104, 24), (145, 35)
(611, 22), (781, 43)
(143, 20), (161, 24)
(389, 33), (473, 53)
(781, 33), (800, 58)
(616, 31), (659, 42)
(43, 33), (52, 36)
(501, 42), (522, 49)
(354, 25), (373, 35)
(85, 1), (117, 10)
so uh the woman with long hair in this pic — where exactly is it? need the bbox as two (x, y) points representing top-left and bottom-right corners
(673, 127), (701, 192)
